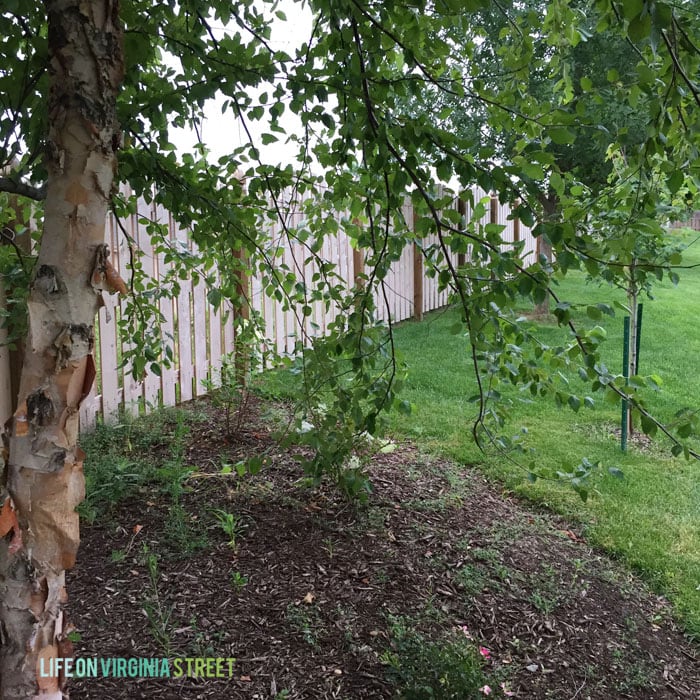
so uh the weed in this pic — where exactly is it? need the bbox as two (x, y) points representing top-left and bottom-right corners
(79, 407), (201, 523)
(164, 503), (209, 556)
(230, 570), (248, 590)
(472, 546), (503, 566)
(110, 549), (126, 563)
(212, 509), (246, 550)
(285, 603), (322, 648)
(374, 568), (390, 585)
(528, 564), (563, 615)
(141, 546), (176, 656)
(187, 616), (227, 657)
(77, 456), (150, 524)
(614, 658), (655, 693)
(382, 617), (492, 700)
(454, 564), (489, 597)
(529, 590), (559, 616)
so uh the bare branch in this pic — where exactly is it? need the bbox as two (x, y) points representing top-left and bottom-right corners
(0, 177), (46, 201)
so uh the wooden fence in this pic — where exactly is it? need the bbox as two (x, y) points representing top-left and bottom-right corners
(670, 211), (700, 230)
(0, 188), (536, 429)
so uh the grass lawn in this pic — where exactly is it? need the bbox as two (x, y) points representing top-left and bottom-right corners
(388, 229), (700, 639)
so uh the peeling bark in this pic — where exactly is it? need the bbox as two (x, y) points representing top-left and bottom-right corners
(0, 2), (123, 697)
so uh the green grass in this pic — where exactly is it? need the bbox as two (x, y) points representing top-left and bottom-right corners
(388, 230), (700, 638)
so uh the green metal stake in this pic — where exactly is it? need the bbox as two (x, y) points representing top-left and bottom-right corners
(635, 303), (643, 374)
(621, 316), (630, 453)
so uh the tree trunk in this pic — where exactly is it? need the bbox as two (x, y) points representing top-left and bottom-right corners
(0, 2), (123, 697)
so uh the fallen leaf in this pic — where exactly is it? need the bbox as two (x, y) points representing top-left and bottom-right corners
(133, 524), (143, 535)
(303, 592), (315, 604)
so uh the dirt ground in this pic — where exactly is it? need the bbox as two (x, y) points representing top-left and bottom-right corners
(68, 399), (699, 699)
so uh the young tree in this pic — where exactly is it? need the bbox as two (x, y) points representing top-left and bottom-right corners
(1, 1), (699, 696)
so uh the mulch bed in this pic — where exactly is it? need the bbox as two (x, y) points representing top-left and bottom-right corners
(68, 398), (699, 699)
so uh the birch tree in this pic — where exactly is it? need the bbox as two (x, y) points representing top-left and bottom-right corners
(0, 1), (123, 697)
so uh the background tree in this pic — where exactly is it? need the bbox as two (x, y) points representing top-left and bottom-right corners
(1, 0), (699, 695)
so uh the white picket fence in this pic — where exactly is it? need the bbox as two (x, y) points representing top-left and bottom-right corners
(0, 188), (537, 429)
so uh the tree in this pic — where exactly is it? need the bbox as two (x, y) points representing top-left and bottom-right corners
(395, 0), (652, 313)
(1, 1), (699, 695)
(0, 2), (123, 697)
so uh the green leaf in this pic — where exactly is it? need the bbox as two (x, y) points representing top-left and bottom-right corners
(628, 14), (652, 43)
(207, 288), (222, 308)
(640, 413), (658, 437)
(586, 305), (602, 320)
(621, 0), (644, 20)
(667, 171), (684, 194)
(549, 127), (575, 145)
(247, 456), (264, 475)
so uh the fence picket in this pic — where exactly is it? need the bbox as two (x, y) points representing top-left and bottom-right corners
(174, 220), (194, 403)
(157, 205), (178, 408)
(138, 198), (161, 410)
(192, 270), (209, 396)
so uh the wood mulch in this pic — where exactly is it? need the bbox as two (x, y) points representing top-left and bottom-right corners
(68, 398), (699, 699)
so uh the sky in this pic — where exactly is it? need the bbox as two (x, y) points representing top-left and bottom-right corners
(168, 0), (314, 167)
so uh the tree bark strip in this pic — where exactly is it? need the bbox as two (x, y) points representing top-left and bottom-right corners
(0, 1), (123, 697)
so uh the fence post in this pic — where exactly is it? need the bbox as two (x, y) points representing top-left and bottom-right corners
(490, 192), (498, 226)
(233, 248), (250, 386)
(352, 249), (364, 289)
(457, 197), (467, 268)
(412, 208), (423, 321)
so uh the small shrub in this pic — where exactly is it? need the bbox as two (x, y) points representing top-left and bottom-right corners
(202, 352), (253, 436)
(382, 619), (490, 700)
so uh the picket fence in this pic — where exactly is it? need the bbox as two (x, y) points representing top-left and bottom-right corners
(0, 188), (537, 429)
(670, 211), (700, 230)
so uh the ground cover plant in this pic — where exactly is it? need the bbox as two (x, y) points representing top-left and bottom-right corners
(68, 397), (699, 699)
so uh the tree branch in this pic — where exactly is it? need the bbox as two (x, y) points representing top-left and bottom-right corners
(0, 177), (46, 201)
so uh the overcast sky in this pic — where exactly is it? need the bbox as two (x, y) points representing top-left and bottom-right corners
(169, 0), (314, 167)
